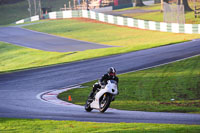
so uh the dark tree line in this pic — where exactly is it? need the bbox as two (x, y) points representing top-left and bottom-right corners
(162, 0), (192, 11)
(0, 0), (25, 5)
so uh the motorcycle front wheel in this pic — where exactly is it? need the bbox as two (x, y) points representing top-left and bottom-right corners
(99, 93), (112, 113)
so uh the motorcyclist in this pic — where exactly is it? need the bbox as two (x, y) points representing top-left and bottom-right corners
(88, 67), (119, 99)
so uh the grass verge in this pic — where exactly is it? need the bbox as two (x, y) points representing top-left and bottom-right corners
(58, 55), (200, 113)
(119, 4), (200, 24)
(0, 118), (200, 132)
(0, 0), (73, 25)
(0, 1), (29, 25)
(1, 18), (200, 73)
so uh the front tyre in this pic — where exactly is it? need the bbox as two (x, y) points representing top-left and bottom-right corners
(85, 99), (93, 112)
(99, 93), (112, 113)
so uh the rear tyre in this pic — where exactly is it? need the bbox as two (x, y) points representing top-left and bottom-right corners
(85, 99), (93, 112)
(99, 93), (112, 113)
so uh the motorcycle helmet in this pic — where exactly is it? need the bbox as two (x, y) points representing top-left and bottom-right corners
(108, 67), (116, 76)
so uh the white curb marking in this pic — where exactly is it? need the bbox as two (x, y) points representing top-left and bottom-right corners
(37, 85), (81, 107)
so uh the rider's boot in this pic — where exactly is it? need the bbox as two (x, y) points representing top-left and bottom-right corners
(88, 92), (94, 101)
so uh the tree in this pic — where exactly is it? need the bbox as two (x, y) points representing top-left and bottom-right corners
(135, 0), (145, 6)
(161, 0), (164, 12)
(160, 0), (168, 12)
(34, 0), (37, 15)
(27, 0), (42, 17)
(161, 0), (192, 12)
(27, 0), (32, 17)
(182, 0), (193, 11)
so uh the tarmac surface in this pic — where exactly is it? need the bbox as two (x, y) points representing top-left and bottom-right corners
(0, 26), (200, 124)
(0, 26), (112, 52)
(105, 9), (160, 16)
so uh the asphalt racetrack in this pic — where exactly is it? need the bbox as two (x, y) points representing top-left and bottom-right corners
(0, 27), (200, 124)
(0, 27), (111, 52)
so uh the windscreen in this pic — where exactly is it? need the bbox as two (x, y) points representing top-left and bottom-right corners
(110, 80), (117, 84)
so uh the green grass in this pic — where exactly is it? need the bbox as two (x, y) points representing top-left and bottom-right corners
(58, 55), (200, 113)
(123, 10), (200, 24)
(124, 11), (164, 22)
(0, 1), (29, 25)
(119, 4), (200, 24)
(1, 1), (199, 25)
(0, 41), (69, 72)
(0, 41), (120, 73)
(0, 0), (73, 25)
(0, 118), (200, 132)
(24, 19), (200, 47)
(1, 1), (200, 129)
(1, 18), (200, 73)
(115, 3), (161, 11)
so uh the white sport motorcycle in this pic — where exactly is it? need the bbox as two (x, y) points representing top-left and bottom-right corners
(85, 80), (118, 113)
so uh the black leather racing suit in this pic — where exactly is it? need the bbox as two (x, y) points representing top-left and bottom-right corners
(89, 73), (119, 98)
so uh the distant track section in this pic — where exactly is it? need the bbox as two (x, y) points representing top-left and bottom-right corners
(0, 27), (112, 52)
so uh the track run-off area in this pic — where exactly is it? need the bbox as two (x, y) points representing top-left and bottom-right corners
(0, 26), (200, 125)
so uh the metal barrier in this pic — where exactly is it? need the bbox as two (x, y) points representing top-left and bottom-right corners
(15, 10), (200, 34)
